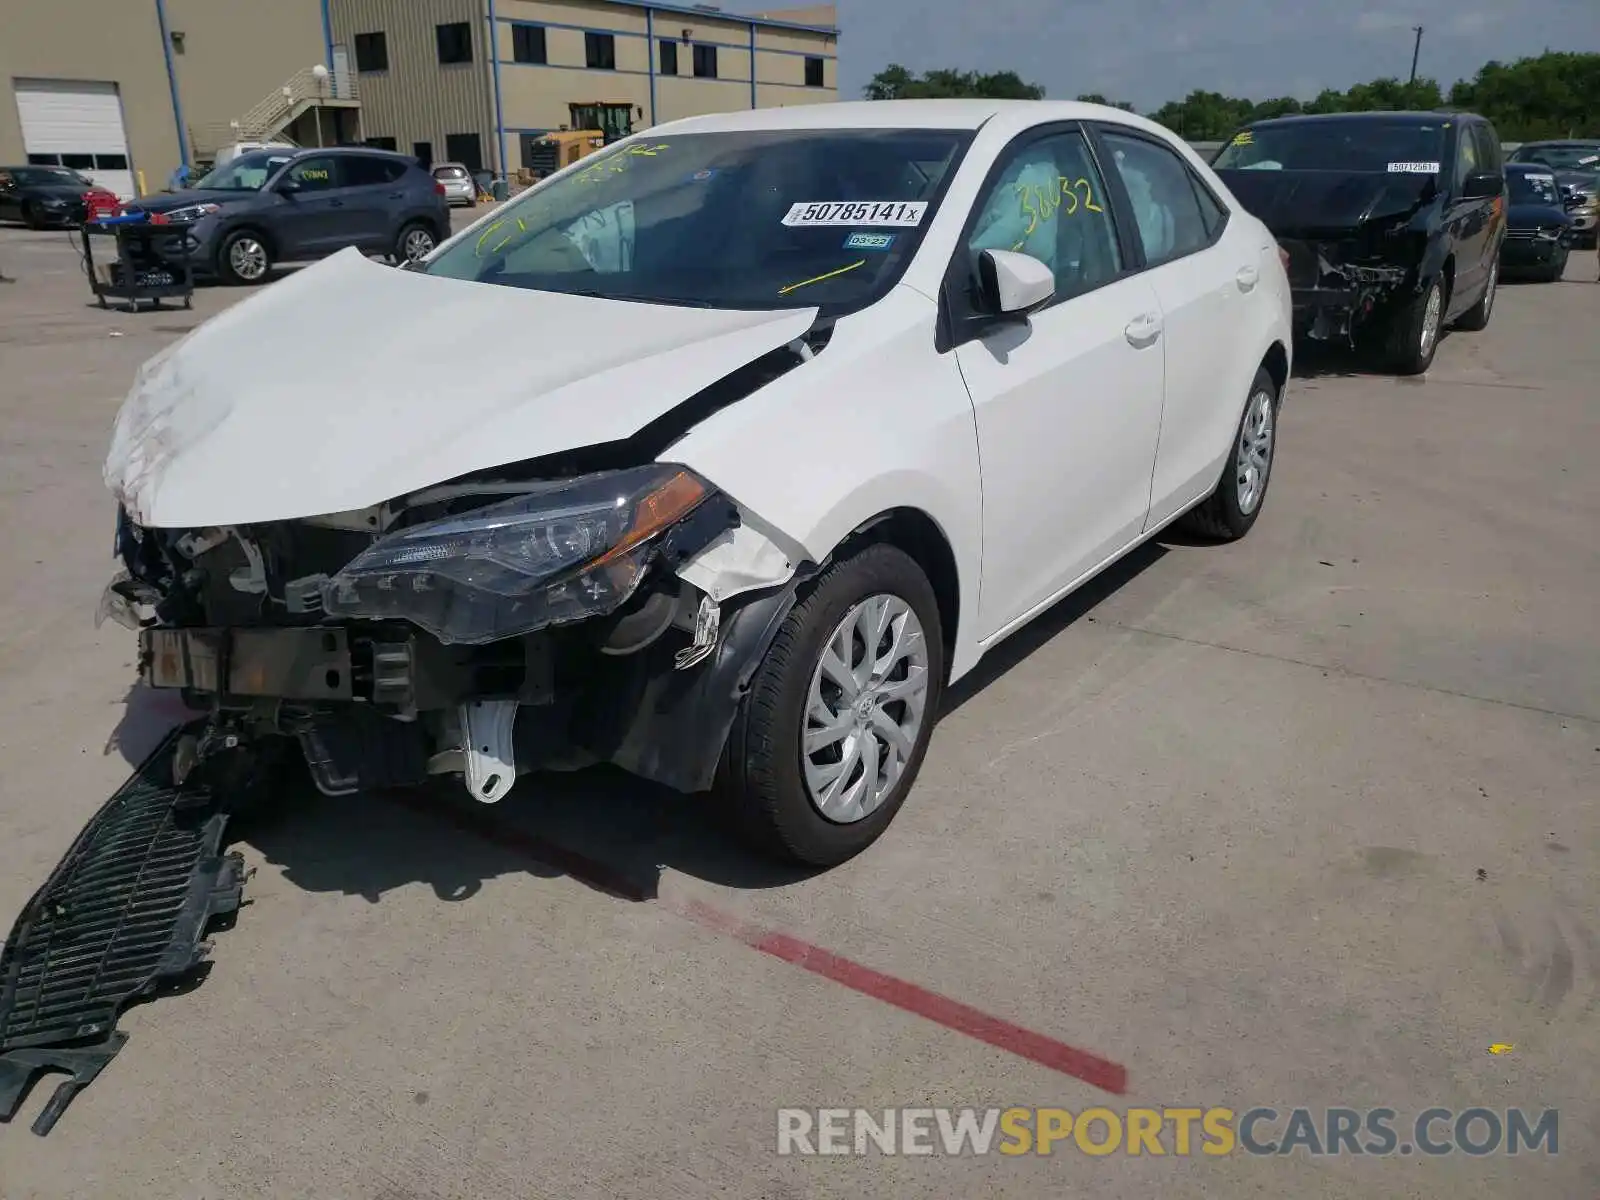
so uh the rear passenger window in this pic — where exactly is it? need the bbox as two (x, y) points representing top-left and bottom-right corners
(343, 156), (404, 187)
(964, 130), (1123, 303)
(1099, 131), (1214, 265)
(285, 156), (338, 191)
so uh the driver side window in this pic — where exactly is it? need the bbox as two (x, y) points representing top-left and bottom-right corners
(1454, 129), (1480, 191)
(285, 157), (339, 191)
(965, 130), (1123, 304)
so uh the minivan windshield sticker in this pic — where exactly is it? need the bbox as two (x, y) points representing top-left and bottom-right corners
(783, 201), (928, 227)
(1387, 161), (1441, 174)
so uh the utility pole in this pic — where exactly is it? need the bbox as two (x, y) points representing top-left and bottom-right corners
(1409, 25), (1424, 85)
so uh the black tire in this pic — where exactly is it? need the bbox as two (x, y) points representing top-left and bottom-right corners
(217, 228), (272, 286)
(1542, 249), (1570, 282)
(1178, 365), (1281, 542)
(1454, 259), (1498, 331)
(1382, 275), (1446, 375)
(395, 221), (437, 264)
(721, 543), (945, 867)
(21, 200), (45, 230)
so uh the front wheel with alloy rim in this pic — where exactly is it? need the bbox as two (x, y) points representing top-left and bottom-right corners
(1382, 275), (1446, 375)
(721, 543), (945, 867)
(396, 223), (437, 264)
(1178, 365), (1280, 542)
(218, 230), (272, 285)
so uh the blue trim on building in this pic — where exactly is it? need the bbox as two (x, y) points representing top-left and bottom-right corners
(609, 0), (837, 35)
(645, 8), (656, 123)
(319, 0), (333, 68)
(153, 0), (189, 169)
(487, 0), (508, 177)
(748, 23), (756, 107)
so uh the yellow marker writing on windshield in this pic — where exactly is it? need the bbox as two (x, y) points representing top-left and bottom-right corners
(778, 259), (866, 296)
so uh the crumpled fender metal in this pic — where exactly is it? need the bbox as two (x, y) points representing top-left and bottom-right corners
(600, 570), (815, 794)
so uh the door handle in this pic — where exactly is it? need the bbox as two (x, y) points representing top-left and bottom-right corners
(1124, 313), (1162, 348)
(1235, 265), (1259, 291)
(329, 198), (345, 207)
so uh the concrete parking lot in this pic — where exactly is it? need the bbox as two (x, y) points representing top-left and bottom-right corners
(0, 220), (1596, 1199)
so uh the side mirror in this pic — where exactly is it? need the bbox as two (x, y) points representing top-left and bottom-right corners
(979, 249), (1054, 316)
(276, 178), (302, 195)
(1461, 171), (1501, 200)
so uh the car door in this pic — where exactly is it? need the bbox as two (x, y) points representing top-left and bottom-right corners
(269, 155), (352, 259)
(337, 154), (405, 252)
(947, 125), (1166, 639)
(1444, 123), (1493, 317)
(1093, 126), (1258, 530)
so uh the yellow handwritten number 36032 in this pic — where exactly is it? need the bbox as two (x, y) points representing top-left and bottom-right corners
(1015, 176), (1103, 238)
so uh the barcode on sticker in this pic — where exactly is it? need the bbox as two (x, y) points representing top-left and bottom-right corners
(1387, 161), (1440, 174)
(782, 201), (928, 227)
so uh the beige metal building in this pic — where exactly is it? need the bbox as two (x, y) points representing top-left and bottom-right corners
(0, 0), (359, 198)
(328, 0), (840, 176)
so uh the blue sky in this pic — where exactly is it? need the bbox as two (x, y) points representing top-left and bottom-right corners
(729, 0), (1600, 110)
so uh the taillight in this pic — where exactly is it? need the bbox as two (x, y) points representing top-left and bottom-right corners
(434, 181), (446, 196)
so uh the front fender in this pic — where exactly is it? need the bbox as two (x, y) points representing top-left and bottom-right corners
(665, 286), (986, 678)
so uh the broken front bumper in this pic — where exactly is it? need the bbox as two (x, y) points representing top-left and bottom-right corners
(1280, 237), (1412, 341)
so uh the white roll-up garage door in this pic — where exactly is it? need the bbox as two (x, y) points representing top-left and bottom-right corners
(13, 79), (136, 200)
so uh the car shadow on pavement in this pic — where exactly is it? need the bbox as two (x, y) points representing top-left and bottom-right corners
(1291, 340), (1385, 379)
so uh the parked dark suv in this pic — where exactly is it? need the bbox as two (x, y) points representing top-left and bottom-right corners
(124, 147), (451, 285)
(1213, 111), (1507, 375)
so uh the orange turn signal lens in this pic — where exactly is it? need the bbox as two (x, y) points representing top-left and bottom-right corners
(593, 469), (708, 565)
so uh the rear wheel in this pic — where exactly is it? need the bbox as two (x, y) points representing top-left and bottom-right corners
(1178, 366), (1280, 542)
(396, 222), (437, 264)
(1382, 276), (1445, 375)
(721, 544), (944, 867)
(1455, 259), (1498, 331)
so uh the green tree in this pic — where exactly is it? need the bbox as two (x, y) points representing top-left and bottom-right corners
(1449, 52), (1600, 139)
(863, 64), (1045, 101)
(1076, 93), (1136, 111)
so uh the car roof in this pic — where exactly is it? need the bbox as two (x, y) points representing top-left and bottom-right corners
(647, 98), (1158, 136)
(1244, 110), (1480, 129)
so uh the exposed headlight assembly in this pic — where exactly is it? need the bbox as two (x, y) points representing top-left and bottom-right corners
(162, 202), (222, 223)
(322, 464), (729, 644)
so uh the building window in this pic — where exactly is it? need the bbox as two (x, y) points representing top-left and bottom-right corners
(353, 31), (388, 72)
(512, 24), (546, 64)
(585, 32), (616, 70)
(365, 136), (398, 150)
(659, 39), (678, 75)
(436, 22), (473, 65)
(446, 133), (483, 173)
(693, 43), (717, 78)
(805, 55), (824, 87)
(169, 31), (186, 54)
(413, 141), (433, 168)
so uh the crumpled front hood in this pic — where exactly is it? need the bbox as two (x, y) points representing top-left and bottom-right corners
(1216, 169), (1437, 238)
(105, 248), (818, 528)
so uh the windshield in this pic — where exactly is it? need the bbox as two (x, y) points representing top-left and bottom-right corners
(1508, 168), (1560, 207)
(192, 151), (294, 191)
(424, 128), (972, 312)
(1214, 120), (1449, 174)
(1512, 145), (1600, 173)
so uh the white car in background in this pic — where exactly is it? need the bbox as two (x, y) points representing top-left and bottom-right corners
(102, 100), (1291, 867)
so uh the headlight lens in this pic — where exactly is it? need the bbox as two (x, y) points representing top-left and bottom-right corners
(322, 464), (715, 644)
(163, 202), (221, 222)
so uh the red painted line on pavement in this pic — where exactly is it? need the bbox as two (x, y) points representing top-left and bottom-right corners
(665, 896), (1128, 1095)
(385, 794), (1128, 1096)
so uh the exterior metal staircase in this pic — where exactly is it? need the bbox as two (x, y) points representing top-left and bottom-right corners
(189, 66), (361, 165)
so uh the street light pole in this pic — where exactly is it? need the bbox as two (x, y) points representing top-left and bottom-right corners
(1409, 25), (1424, 85)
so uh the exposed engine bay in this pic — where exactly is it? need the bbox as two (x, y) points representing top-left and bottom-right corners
(99, 322), (836, 806)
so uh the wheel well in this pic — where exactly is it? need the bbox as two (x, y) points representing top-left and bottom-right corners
(1261, 340), (1289, 396)
(1439, 255), (1455, 302)
(401, 216), (444, 240)
(837, 507), (960, 672)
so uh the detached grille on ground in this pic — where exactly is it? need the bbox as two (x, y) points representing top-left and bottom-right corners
(0, 729), (244, 1135)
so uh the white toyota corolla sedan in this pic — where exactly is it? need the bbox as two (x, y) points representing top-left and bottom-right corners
(102, 100), (1291, 867)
